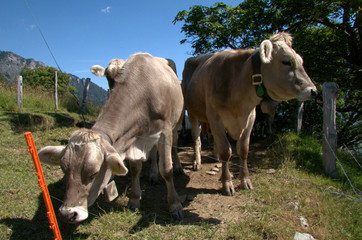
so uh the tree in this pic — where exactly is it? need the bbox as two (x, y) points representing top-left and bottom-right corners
(0, 73), (6, 84)
(174, 0), (361, 148)
(22, 66), (74, 95)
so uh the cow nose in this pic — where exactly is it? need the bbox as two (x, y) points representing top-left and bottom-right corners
(59, 206), (89, 223)
(311, 88), (318, 98)
(59, 207), (77, 223)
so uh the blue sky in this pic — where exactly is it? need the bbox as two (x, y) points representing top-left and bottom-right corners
(0, 0), (238, 90)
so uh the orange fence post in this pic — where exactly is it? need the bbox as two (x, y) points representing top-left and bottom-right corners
(24, 132), (62, 240)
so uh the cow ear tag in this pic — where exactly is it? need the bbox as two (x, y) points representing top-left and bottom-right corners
(104, 180), (118, 202)
(256, 85), (265, 97)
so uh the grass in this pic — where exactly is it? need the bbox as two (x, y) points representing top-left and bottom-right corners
(0, 82), (100, 124)
(0, 85), (361, 239)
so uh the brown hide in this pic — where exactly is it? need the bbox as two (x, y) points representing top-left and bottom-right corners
(182, 33), (317, 195)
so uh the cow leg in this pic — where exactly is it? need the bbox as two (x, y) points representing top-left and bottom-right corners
(172, 121), (184, 175)
(237, 109), (256, 190)
(127, 160), (142, 211)
(207, 114), (234, 196)
(148, 146), (158, 185)
(188, 113), (202, 171)
(158, 127), (184, 220)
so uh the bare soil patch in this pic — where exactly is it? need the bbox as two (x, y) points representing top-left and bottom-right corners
(112, 138), (275, 226)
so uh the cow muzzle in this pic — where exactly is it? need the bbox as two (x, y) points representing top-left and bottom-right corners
(297, 87), (318, 101)
(59, 206), (89, 223)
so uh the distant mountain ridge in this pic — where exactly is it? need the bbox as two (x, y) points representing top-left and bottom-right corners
(0, 50), (107, 105)
(0, 51), (44, 81)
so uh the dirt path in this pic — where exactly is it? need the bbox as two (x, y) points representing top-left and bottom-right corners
(112, 138), (275, 225)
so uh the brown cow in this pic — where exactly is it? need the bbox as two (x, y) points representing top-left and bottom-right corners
(182, 33), (317, 195)
(38, 53), (185, 223)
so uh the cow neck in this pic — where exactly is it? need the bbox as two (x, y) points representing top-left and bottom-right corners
(92, 104), (143, 154)
(251, 52), (268, 99)
(93, 128), (113, 145)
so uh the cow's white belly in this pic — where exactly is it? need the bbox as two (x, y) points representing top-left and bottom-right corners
(125, 131), (161, 161)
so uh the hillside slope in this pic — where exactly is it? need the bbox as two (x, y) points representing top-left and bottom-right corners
(0, 50), (107, 105)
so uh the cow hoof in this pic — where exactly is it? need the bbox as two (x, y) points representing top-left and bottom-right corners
(192, 163), (201, 171)
(223, 181), (235, 196)
(172, 210), (185, 221)
(127, 199), (140, 211)
(241, 178), (253, 190)
(128, 207), (137, 212)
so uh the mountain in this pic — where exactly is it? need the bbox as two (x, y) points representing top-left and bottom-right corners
(0, 50), (107, 105)
(0, 51), (44, 82)
(69, 74), (108, 106)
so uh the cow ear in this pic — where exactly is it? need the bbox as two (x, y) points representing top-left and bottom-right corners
(90, 65), (105, 77)
(38, 146), (66, 165)
(107, 153), (128, 176)
(260, 40), (273, 64)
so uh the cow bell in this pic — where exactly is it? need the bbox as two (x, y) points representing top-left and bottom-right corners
(103, 180), (119, 202)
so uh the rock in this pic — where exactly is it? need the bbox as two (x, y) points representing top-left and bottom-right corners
(211, 167), (220, 172)
(294, 232), (316, 240)
(215, 163), (222, 168)
(266, 169), (277, 174)
(288, 201), (299, 210)
(299, 216), (309, 228)
(206, 171), (217, 175)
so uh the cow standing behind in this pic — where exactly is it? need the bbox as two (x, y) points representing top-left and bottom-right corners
(182, 33), (317, 195)
(38, 53), (185, 223)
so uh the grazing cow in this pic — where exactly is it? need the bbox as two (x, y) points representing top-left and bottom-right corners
(182, 33), (317, 195)
(38, 53), (185, 223)
(91, 58), (182, 184)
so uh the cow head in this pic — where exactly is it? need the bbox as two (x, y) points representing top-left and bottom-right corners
(90, 58), (125, 90)
(38, 129), (128, 223)
(259, 32), (317, 101)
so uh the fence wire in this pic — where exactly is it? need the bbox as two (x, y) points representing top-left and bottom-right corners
(323, 134), (361, 199)
(343, 143), (362, 169)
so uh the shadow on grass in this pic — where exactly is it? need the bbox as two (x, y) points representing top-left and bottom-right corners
(0, 180), (89, 240)
(1, 160), (223, 239)
(5, 112), (93, 134)
(294, 149), (324, 175)
(113, 160), (222, 235)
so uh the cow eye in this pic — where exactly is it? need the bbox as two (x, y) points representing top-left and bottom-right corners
(282, 60), (292, 66)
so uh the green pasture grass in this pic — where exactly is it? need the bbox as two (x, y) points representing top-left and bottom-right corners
(0, 93), (360, 239)
(0, 83), (100, 122)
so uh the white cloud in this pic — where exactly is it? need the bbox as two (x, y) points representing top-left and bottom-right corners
(101, 6), (112, 14)
(26, 24), (36, 32)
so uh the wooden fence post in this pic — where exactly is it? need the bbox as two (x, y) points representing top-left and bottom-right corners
(17, 76), (23, 108)
(54, 71), (58, 110)
(322, 82), (338, 178)
(80, 78), (91, 114)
